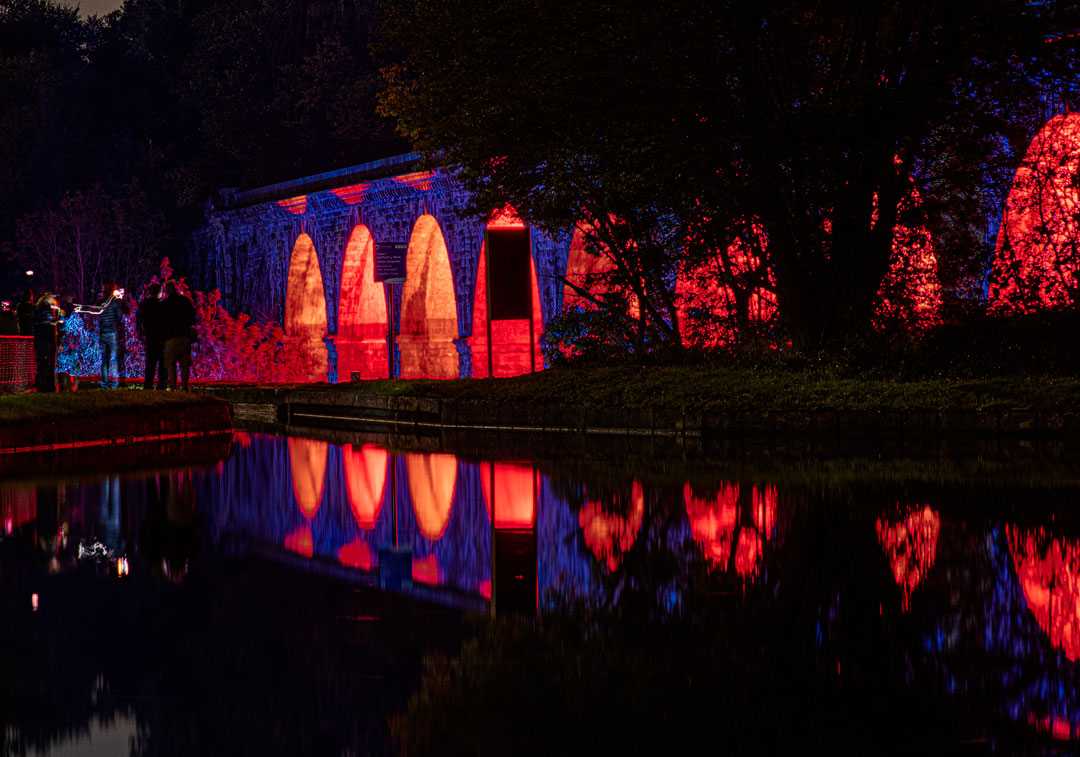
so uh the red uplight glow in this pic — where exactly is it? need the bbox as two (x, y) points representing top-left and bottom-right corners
(277, 196), (308, 215)
(284, 233), (329, 380)
(399, 215), (459, 379)
(875, 505), (940, 611)
(578, 481), (645, 571)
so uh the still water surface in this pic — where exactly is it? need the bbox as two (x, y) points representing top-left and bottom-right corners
(3, 431), (1080, 754)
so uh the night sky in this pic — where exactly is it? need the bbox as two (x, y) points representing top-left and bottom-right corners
(65, 0), (125, 16)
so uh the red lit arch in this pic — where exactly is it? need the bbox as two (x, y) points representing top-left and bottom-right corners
(578, 481), (645, 572)
(406, 451), (458, 541)
(285, 233), (329, 380)
(469, 211), (544, 378)
(343, 443), (387, 530)
(1007, 525), (1080, 661)
(480, 461), (537, 529)
(337, 225), (388, 380)
(875, 505), (940, 611)
(288, 436), (328, 519)
(399, 215), (459, 379)
(683, 482), (777, 578)
(990, 113), (1080, 314)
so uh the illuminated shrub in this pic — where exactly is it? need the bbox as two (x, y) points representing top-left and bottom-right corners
(399, 215), (459, 379)
(337, 224), (388, 380)
(875, 505), (940, 611)
(990, 113), (1080, 315)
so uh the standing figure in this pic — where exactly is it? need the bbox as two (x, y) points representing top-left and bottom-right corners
(161, 281), (196, 391)
(137, 283), (166, 390)
(16, 289), (35, 336)
(97, 282), (129, 389)
(32, 293), (62, 393)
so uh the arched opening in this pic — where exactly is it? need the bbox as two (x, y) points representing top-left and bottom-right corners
(683, 482), (777, 579)
(406, 451), (457, 541)
(288, 436), (327, 520)
(990, 113), (1080, 314)
(337, 225), (389, 380)
(399, 215), (459, 379)
(480, 461), (537, 529)
(285, 233), (329, 381)
(469, 211), (544, 378)
(343, 443), (387, 530)
(875, 505), (940, 612)
(578, 481), (644, 572)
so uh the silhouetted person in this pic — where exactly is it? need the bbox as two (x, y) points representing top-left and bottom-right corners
(0, 300), (18, 335)
(16, 289), (34, 336)
(97, 282), (128, 389)
(137, 283), (166, 390)
(161, 281), (195, 391)
(32, 293), (62, 392)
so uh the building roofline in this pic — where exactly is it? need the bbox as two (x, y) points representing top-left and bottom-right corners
(217, 151), (423, 210)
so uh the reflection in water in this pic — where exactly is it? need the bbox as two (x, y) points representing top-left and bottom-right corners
(876, 505), (940, 611)
(1008, 525), (1080, 662)
(1, 485), (36, 534)
(288, 436), (327, 519)
(683, 482), (777, 578)
(284, 524), (315, 558)
(480, 461), (536, 529)
(343, 443), (387, 529)
(338, 537), (374, 570)
(406, 452), (457, 541)
(412, 552), (443, 586)
(578, 481), (644, 571)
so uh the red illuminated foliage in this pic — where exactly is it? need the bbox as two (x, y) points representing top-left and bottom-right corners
(406, 451), (457, 541)
(990, 113), (1080, 315)
(875, 505), (940, 611)
(578, 481), (645, 572)
(1007, 525), (1080, 662)
(872, 183), (942, 334)
(284, 233), (329, 380)
(683, 482), (777, 578)
(337, 224), (389, 380)
(470, 211), (544, 378)
(343, 443), (387, 530)
(288, 437), (327, 520)
(562, 224), (639, 317)
(479, 461), (537, 529)
(399, 215), (459, 379)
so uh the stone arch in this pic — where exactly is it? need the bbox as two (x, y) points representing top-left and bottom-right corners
(399, 214), (460, 379)
(337, 224), (389, 380)
(469, 211), (544, 378)
(285, 233), (329, 381)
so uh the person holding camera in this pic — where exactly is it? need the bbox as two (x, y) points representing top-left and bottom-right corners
(97, 282), (129, 389)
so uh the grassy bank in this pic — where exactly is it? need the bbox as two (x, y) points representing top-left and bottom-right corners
(0, 390), (232, 450)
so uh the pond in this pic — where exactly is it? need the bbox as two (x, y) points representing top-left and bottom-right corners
(3, 430), (1080, 755)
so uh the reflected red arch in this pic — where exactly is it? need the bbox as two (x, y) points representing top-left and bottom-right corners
(288, 437), (328, 519)
(337, 225), (388, 380)
(338, 538), (374, 570)
(470, 210), (544, 378)
(343, 443), (387, 529)
(406, 451), (457, 540)
(412, 553), (442, 585)
(578, 481), (645, 571)
(990, 113), (1080, 314)
(285, 233), (329, 380)
(875, 505), (940, 611)
(683, 482), (777, 577)
(1007, 525), (1080, 661)
(284, 524), (314, 558)
(399, 215), (459, 379)
(479, 461), (537, 529)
